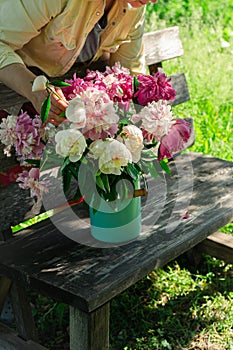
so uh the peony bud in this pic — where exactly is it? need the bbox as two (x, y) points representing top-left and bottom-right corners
(32, 75), (49, 92)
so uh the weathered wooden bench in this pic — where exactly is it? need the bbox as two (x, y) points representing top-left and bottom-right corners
(0, 26), (233, 350)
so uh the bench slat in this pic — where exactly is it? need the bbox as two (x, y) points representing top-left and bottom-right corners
(0, 322), (47, 350)
(143, 26), (184, 66)
(197, 231), (233, 263)
(169, 73), (190, 106)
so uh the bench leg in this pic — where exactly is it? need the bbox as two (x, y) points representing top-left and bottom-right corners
(9, 281), (38, 341)
(0, 276), (11, 313)
(69, 303), (110, 350)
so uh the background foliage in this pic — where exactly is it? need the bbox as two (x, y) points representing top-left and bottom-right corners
(146, 0), (233, 160)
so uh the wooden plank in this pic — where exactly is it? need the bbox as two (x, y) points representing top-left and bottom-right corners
(0, 153), (232, 313)
(0, 144), (37, 235)
(9, 282), (38, 341)
(0, 277), (11, 313)
(197, 231), (233, 263)
(70, 303), (109, 350)
(0, 322), (47, 350)
(0, 181), (36, 234)
(143, 26), (184, 66)
(169, 73), (190, 106)
(0, 82), (27, 112)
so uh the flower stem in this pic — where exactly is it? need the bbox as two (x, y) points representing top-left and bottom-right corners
(47, 85), (67, 103)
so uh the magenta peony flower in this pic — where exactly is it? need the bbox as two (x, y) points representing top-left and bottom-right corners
(134, 71), (176, 106)
(84, 62), (133, 111)
(158, 119), (191, 161)
(63, 73), (96, 100)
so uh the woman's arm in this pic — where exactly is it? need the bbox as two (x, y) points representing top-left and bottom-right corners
(0, 1), (67, 123)
(0, 63), (68, 124)
(109, 6), (146, 75)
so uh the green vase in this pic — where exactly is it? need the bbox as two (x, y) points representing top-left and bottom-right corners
(89, 196), (141, 243)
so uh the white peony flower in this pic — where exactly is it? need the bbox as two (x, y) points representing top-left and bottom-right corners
(40, 123), (56, 142)
(89, 139), (109, 159)
(55, 128), (87, 162)
(32, 75), (48, 92)
(132, 100), (173, 142)
(65, 96), (86, 128)
(90, 139), (132, 175)
(0, 114), (18, 146)
(117, 125), (144, 163)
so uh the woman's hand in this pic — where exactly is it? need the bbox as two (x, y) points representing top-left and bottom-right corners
(31, 86), (69, 126)
(0, 64), (69, 126)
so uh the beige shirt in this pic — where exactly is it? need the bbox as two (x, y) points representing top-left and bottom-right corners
(0, 0), (146, 77)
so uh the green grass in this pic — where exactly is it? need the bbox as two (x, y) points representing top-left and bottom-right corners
(31, 2), (233, 349)
(110, 256), (233, 350)
(146, 0), (233, 162)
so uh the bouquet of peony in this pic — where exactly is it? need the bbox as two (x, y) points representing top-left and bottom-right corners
(0, 63), (191, 207)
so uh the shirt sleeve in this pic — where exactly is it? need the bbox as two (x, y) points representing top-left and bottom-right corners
(109, 7), (147, 75)
(0, 0), (64, 69)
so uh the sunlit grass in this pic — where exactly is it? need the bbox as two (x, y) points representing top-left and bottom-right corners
(11, 211), (52, 233)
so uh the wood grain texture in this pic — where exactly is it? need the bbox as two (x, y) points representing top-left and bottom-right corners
(0, 144), (40, 235)
(0, 153), (232, 313)
(0, 277), (11, 312)
(10, 282), (38, 341)
(143, 26), (184, 65)
(197, 231), (233, 263)
(70, 303), (109, 350)
(0, 322), (47, 350)
(169, 73), (190, 106)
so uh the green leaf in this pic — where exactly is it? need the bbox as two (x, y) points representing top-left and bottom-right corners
(57, 111), (66, 118)
(68, 163), (80, 182)
(41, 94), (51, 123)
(160, 159), (171, 175)
(133, 76), (139, 91)
(50, 81), (71, 87)
(148, 161), (159, 181)
(119, 118), (130, 125)
(61, 157), (71, 172)
(141, 148), (157, 161)
(24, 159), (40, 167)
(62, 169), (72, 193)
(96, 175), (107, 192)
(102, 174), (111, 193)
(126, 163), (140, 181)
(117, 178), (131, 200)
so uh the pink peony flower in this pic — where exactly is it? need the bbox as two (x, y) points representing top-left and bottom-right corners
(134, 71), (176, 106)
(15, 112), (45, 159)
(16, 167), (50, 199)
(77, 87), (119, 140)
(158, 118), (191, 161)
(84, 62), (133, 110)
